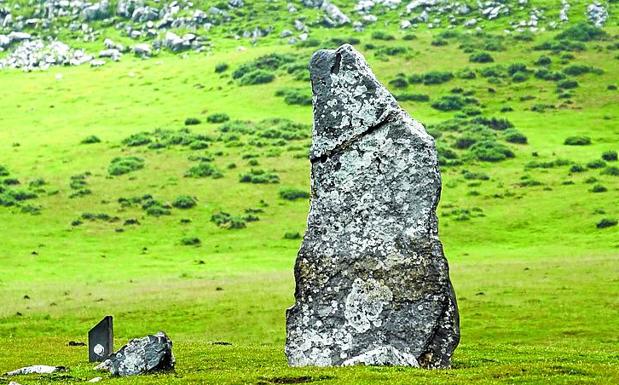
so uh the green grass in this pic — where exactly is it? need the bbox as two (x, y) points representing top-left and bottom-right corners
(0, 13), (618, 385)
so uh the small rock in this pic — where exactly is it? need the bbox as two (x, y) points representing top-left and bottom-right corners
(5, 365), (66, 376)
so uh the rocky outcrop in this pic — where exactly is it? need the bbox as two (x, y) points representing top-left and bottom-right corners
(285, 44), (460, 368)
(95, 332), (174, 376)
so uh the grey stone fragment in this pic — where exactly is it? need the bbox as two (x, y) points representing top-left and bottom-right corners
(95, 332), (174, 376)
(285, 44), (459, 369)
(5, 365), (65, 376)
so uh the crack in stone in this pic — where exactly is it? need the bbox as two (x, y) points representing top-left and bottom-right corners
(310, 110), (398, 164)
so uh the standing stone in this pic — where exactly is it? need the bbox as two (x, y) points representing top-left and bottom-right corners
(285, 44), (459, 369)
(89, 316), (114, 362)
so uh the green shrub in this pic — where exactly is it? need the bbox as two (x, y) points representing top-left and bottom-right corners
(469, 52), (494, 63)
(535, 55), (552, 66)
(431, 39), (448, 46)
(215, 63), (229, 73)
(232, 53), (295, 80)
(402, 34), (417, 41)
(507, 63), (529, 75)
(122, 132), (152, 146)
(185, 162), (223, 178)
(557, 79), (578, 90)
(596, 218), (618, 229)
(570, 164), (586, 173)
(207, 113), (230, 124)
(184, 117), (202, 126)
(284, 232), (301, 240)
(0, 165), (8, 177)
(211, 211), (246, 229)
(181, 237), (201, 246)
(469, 140), (515, 162)
(108, 157), (145, 176)
(411, 71), (454, 85)
(462, 171), (490, 180)
(371, 31), (395, 41)
(276, 88), (312, 106)
(511, 72), (528, 82)
(563, 64), (601, 76)
(3, 178), (19, 185)
(534, 69), (566, 81)
(470, 117), (513, 130)
(564, 136), (591, 146)
(395, 93), (430, 102)
(375, 46), (407, 56)
(504, 129), (528, 144)
(389, 77), (408, 89)
(555, 23), (607, 42)
(601, 166), (619, 176)
(279, 187), (309, 200)
(146, 205), (171, 217)
(81, 135), (101, 144)
(239, 169), (279, 184)
(431, 95), (471, 111)
(454, 135), (477, 149)
(239, 70), (275, 85)
(457, 69), (476, 79)
(172, 195), (197, 209)
(587, 160), (606, 169)
(590, 184), (607, 193)
(533, 40), (585, 52)
(601, 150), (617, 161)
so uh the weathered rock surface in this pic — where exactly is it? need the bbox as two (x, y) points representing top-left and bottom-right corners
(285, 44), (459, 369)
(95, 332), (174, 376)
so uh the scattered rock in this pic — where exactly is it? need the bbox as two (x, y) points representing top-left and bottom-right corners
(95, 332), (174, 376)
(586, 2), (607, 27)
(5, 365), (66, 376)
(133, 43), (152, 57)
(285, 45), (460, 368)
(321, 0), (350, 27)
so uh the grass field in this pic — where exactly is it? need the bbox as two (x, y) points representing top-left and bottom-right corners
(0, 9), (618, 384)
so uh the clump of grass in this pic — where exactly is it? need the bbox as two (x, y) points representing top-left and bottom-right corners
(0, 165), (9, 177)
(388, 77), (408, 89)
(601, 150), (617, 161)
(469, 140), (515, 162)
(570, 164), (586, 173)
(601, 166), (619, 176)
(462, 171), (490, 180)
(557, 79), (579, 90)
(185, 162), (223, 179)
(279, 187), (309, 201)
(123, 132), (152, 146)
(207, 113), (230, 124)
(469, 52), (494, 63)
(239, 70), (275, 85)
(409, 71), (453, 85)
(371, 31), (395, 41)
(108, 157), (145, 176)
(535, 55), (552, 66)
(596, 218), (617, 229)
(504, 129), (528, 144)
(396, 93), (430, 102)
(215, 63), (229, 73)
(185, 117), (202, 126)
(211, 211), (246, 229)
(181, 237), (201, 246)
(81, 135), (101, 144)
(275, 88), (312, 106)
(284, 232), (301, 240)
(590, 184), (607, 193)
(564, 136), (591, 146)
(555, 23), (607, 42)
(239, 169), (279, 184)
(587, 160), (606, 169)
(172, 195), (197, 209)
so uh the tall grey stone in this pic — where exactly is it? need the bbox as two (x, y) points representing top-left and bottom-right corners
(285, 44), (459, 369)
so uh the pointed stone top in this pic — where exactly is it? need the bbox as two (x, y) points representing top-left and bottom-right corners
(309, 44), (400, 161)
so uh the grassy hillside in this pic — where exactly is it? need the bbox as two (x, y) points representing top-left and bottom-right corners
(0, 2), (618, 384)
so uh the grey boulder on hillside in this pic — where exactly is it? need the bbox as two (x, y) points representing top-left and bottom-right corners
(285, 44), (459, 369)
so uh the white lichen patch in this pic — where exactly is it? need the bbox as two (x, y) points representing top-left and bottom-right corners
(344, 278), (393, 332)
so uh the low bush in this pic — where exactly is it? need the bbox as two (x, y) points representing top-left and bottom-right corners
(431, 95), (476, 111)
(276, 88), (312, 106)
(284, 232), (301, 240)
(535, 55), (552, 66)
(280, 187), (309, 200)
(123, 132), (152, 147)
(462, 171), (490, 180)
(563, 64), (601, 76)
(0, 165), (9, 177)
(215, 63), (229, 73)
(590, 184), (607, 193)
(410, 71), (454, 85)
(601, 150), (617, 161)
(211, 211), (246, 229)
(108, 157), (145, 176)
(239, 70), (275, 86)
(180, 237), (201, 246)
(185, 162), (223, 178)
(564, 136), (591, 146)
(172, 195), (197, 209)
(389, 77), (408, 89)
(469, 140), (515, 162)
(470, 117), (513, 130)
(395, 93), (430, 102)
(601, 166), (619, 176)
(504, 129), (528, 144)
(596, 218), (618, 229)
(555, 23), (607, 42)
(469, 52), (494, 63)
(239, 169), (279, 184)
(371, 31), (395, 41)
(557, 79), (579, 90)
(81, 135), (101, 144)
(207, 113), (230, 124)
(587, 160), (606, 169)
(570, 164), (586, 173)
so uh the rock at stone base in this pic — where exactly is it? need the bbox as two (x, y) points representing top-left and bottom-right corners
(5, 365), (66, 376)
(95, 331), (174, 376)
(285, 44), (460, 369)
